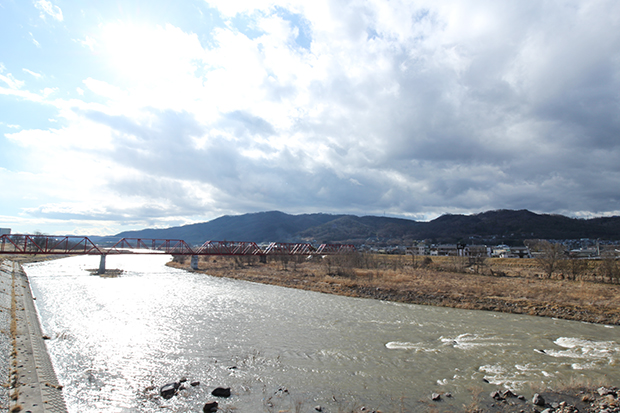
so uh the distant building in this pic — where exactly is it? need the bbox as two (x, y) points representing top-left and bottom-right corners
(464, 245), (491, 257)
(491, 245), (509, 258)
(0, 228), (10, 235)
(508, 246), (531, 258)
(431, 244), (460, 256)
(599, 244), (620, 258)
(569, 248), (598, 258)
(492, 245), (531, 258)
(407, 245), (428, 256)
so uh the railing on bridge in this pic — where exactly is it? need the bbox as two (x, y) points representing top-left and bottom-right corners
(0, 234), (356, 257)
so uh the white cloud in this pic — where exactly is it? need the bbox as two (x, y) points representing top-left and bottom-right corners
(82, 78), (126, 101)
(41, 87), (56, 97)
(203, 0), (294, 17)
(34, 0), (63, 21)
(29, 32), (41, 48)
(23, 68), (42, 78)
(77, 36), (96, 51)
(0, 67), (25, 90)
(3, 0), (620, 234)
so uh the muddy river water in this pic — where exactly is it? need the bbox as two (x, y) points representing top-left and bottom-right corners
(24, 255), (620, 412)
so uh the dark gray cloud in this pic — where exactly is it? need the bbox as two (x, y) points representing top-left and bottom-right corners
(45, 0), (620, 230)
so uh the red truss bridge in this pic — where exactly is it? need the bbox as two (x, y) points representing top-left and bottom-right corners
(0, 234), (356, 257)
(0, 234), (356, 274)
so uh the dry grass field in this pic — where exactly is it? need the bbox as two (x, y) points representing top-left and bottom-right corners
(168, 253), (620, 325)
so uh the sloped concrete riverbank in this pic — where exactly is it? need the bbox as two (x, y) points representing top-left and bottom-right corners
(1, 261), (11, 412)
(0, 260), (67, 413)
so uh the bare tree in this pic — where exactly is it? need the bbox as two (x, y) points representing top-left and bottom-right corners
(558, 257), (589, 281)
(525, 239), (566, 278)
(600, 251), (619, 283)
(468, 255), (487, 274)
(279, 254), (290, 271)
(30, 231), (47, 252)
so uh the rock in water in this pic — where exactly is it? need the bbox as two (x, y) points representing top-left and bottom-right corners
(431, 393), (441, 401)
(212, 387), (231, 397)
(598, 387), (617, 397)
(502, 389), (516, 398)
(203, 401), (218, 412)
(160, 382), (180, 399)
(532, 393), (546, 406)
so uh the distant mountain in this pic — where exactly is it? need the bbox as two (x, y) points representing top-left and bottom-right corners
(109, 209), (620, 246)
(113, 211), (348, 245)
(413, 210), (620, 243)
(296, 215), (424, 244)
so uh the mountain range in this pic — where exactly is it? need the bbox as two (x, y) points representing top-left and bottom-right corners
(106, 209), (620, 246)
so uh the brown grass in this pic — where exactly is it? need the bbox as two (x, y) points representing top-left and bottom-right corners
(168, 254), (620, 325)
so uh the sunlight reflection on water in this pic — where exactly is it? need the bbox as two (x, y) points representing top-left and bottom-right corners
(25, 255), (620, 412)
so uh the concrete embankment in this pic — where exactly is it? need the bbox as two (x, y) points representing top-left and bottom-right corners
(0, 260), (67, 413)
(1, 261), (11, 412)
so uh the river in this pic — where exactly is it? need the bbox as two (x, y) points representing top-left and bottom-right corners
(24, 255), (620, 412)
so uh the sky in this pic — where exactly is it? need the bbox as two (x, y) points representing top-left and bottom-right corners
(1, 0), (619, 236)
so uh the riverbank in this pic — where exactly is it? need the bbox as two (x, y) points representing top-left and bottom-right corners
(167, 254), (620, 326)
(0, 259), (67, 413)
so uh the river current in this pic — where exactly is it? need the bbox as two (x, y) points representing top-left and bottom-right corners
(24, 255), (620, 412)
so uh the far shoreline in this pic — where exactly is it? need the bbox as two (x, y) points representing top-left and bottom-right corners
(166, 254), (620, 326)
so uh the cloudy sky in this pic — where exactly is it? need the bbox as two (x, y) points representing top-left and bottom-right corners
(1, 0), (619, 235)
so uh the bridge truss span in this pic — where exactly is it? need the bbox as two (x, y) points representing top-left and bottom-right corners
(196, 240), (263, 256)
(106, 238), (195, 255)
(0, 234), (103, 255)
(0, 234), (356, 257)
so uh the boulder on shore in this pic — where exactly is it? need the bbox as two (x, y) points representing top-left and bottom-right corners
(212, 387), (231, 398)
(203, 401), (218, 412)
(160, 382), (180, 399)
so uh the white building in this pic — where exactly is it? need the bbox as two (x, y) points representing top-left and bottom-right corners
(0, 228), (10, 235)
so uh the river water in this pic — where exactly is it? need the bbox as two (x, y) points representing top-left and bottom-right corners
(24, 255), (620, 413)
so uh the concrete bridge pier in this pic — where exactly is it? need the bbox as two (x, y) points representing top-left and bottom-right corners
(190, 255), (199, 270)
(98, 254), (106, 275)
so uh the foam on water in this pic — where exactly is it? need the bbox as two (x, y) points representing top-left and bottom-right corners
(545, 337), (620, 363)
(439, 333), (512, 350)
(385, 341), (439, 352)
